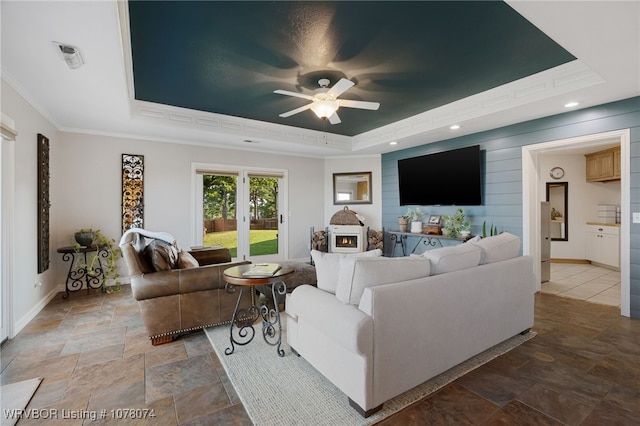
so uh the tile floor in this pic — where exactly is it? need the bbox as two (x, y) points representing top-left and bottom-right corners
(541, 263), (621, 307)
(2, 285), (639, 425)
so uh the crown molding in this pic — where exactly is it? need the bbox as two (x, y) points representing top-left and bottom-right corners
(351, 60), (605, 152)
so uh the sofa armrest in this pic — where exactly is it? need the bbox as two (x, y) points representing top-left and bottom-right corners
(131, 270), (180, 301)
(178, 260), (250, 293)
(131, 260), (250, 301)
(287, 285), (373, 356)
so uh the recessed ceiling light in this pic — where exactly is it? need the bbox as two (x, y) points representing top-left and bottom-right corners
(450, 124), (461, 130)
(389, 141), (398, 145)
(564, 102), (579, 108)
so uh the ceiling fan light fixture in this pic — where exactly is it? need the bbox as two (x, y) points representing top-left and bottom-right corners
(310, 100), (338, 119)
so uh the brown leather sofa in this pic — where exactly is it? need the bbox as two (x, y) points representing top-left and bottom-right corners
(121, 242), (251, 345)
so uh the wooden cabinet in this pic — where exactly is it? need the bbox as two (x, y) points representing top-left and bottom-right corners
(585, 146), (621, 182)
(585, 224), (619, 268)
(612, 146), (621, 178)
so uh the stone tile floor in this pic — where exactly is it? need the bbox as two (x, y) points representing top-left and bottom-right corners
(1, 286), (639, 425)
(541, 263), (621, 307)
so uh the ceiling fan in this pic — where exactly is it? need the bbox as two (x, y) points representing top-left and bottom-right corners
(274, 78), (380, 124)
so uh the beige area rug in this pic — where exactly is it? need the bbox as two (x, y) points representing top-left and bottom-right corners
(0, 377), (43, 426)
(205, 324), (535, 425)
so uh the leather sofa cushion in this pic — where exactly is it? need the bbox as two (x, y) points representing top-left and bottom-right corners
(311, 249), (382, 294)
(469, 232), (520, 264)
(144, 239), (179, 271)
(336, 257), (431, 304)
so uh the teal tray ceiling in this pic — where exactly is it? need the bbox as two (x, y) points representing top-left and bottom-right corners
(128, 1), (575, 137)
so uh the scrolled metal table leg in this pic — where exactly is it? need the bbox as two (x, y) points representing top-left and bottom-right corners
(225, 284), (259, 356)
(259, 280), (287, 357)
(61, 251), (86, 299)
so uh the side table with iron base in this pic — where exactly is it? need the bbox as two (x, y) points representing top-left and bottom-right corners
(223, 264), (294, 357)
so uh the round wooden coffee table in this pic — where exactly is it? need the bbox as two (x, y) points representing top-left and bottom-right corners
(223, 263), (293, 357)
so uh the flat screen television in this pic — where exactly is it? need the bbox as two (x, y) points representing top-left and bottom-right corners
(398, 145), (482, 206)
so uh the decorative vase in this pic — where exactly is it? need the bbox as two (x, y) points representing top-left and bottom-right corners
(74, 231), (95, 246)
(398, 217), (409, 232)
(410, 221), (423, 233)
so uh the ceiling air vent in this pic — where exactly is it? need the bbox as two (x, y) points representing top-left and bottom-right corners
(53, 42), (84, 69)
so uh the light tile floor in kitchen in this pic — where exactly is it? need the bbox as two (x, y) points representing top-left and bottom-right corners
(541, 262), (621, 307)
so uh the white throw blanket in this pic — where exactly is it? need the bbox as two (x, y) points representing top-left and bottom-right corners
(119, 228), (176, 252)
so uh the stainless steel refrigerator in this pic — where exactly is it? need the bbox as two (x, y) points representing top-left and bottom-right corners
(541, 202), (551, 283)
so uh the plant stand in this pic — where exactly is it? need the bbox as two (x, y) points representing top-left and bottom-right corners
(57, 245), (109, 298)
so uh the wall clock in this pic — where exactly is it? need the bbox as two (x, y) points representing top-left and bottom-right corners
(550, 167), (565, 179)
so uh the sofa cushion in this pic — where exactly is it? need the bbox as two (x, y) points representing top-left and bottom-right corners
(310, 249), (382, 294)
(177, 250), (200, 269)
(469, 232), (520, 264)
(422, 243), (481, 275)
(336, 257), (431, 304)
(143, 239), (179, 271)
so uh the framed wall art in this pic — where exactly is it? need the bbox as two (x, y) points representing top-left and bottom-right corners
(37, 133), (50, 273)
(122, 154), (144, 234)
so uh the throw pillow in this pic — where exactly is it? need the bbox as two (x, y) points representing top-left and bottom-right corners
(336, 257), (431, 304)
(311, 249), (382, 294)
(143, 239), (179, 271)
(422, 243), (481, 275)
(469, 232), (520, 264)
(177, 250), (200, 269)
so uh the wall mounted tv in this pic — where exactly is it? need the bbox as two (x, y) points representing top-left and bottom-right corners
(398, 145), (482, 206)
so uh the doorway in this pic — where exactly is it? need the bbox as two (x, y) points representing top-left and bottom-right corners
(1, 135), (14, 343)
(522, 129), (630, 316)
(192, 164), (288, 262)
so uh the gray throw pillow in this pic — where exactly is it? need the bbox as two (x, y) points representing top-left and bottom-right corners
(143, 239), (179, 271)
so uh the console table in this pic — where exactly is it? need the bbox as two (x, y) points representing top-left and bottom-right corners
(57, 245), (110, 298)
(387, 231), (470, 256)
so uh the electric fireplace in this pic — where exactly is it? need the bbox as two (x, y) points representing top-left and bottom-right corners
(329, 225), (364, 253)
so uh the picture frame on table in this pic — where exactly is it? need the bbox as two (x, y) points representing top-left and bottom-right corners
(428, 215), (441, 225)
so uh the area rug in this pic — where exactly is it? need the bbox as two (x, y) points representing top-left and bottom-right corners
(0, 377), (43, 426)
(205, 325), (535, 426)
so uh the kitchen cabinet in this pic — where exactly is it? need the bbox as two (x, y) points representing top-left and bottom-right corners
(585, 224), (619, 268)
(585, 146), (621, 182)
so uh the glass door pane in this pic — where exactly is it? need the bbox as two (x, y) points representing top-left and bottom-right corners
(247, 175), (283, 261)
(202, 174), (238, 258)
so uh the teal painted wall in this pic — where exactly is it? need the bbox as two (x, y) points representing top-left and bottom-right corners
(381, 96), (640, 318)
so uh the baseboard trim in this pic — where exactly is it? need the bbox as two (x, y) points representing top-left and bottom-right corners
(13, 287), (59, 335)
(550, 258), (590, 264)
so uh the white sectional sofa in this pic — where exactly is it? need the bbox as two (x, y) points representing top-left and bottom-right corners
(285, 233), (535, 417)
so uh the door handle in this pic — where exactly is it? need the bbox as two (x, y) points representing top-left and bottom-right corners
(280, 214), (283, 224)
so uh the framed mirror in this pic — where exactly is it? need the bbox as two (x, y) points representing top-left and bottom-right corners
(333, 172), (372, 205)
(546, 182), (568, 241)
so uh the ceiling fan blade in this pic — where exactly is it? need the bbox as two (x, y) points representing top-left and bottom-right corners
(279, 103), (312, 118)
(274, 89), (314, 101)
(338, 99), (380, 110)
(327, 78), (354, 98)
(328, 112), (341, 125)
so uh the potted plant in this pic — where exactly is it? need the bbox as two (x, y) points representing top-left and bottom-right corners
(441, 209), (470, 238)
(406, 208), (424, 233)
(71, 228), (122, 293)
(482, 221), (499, 238)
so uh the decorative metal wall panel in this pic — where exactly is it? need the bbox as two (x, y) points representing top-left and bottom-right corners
(122, 154), (144, 233)
(37, 133), (50, 273)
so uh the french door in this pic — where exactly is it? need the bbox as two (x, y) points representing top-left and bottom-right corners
(193, 164), (287, 262)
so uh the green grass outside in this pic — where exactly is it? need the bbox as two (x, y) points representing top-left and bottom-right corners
(203, 229), (278, 258)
